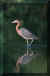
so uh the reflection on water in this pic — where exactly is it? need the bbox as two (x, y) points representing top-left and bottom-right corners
(6, 36), (47, 73)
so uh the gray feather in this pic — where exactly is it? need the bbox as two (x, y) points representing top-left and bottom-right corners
(20, 28), (38, 40)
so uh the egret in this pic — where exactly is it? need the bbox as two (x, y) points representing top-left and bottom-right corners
(12, 19), (39, 56)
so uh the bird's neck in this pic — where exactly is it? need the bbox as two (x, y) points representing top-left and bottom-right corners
(16, 24), (20, 31)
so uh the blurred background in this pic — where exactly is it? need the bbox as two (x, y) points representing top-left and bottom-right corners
(0, 0), (48, 74)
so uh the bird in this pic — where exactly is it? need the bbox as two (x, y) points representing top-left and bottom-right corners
(12, 19), (39, 56)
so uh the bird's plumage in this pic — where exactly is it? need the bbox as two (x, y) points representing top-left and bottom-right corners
(20, 27), (38, 40)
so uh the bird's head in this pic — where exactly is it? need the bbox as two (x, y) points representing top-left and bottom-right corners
(11, 19), (23, 26)
(12, 19), (20, 24)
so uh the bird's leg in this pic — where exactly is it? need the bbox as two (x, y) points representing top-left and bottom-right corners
(29, 39), (33, 49)
(27, 40), (29, 56)
(25, 40), (27, 52)
(29, 39), (34, 52)
(31, 39), (33, 45)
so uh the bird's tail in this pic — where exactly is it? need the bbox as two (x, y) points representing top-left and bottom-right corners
(33, 36), (40, 40)
(36, 37), (40, 40)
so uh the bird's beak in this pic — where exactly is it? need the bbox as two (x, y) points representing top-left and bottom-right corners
(11, 21), (14, 23)
(11, 20), (17, 23)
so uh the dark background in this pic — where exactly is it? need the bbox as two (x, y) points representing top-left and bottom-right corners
(0, 0), (48, 74)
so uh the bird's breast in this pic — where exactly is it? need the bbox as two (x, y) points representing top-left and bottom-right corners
(17, 30), (23, 37)
(16, 30), (33, 40)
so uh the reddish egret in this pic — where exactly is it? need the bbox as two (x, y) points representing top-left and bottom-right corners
(12, 19), (39, 56)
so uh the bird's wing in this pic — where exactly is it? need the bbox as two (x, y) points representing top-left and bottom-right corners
(20, 28), (33, 39)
